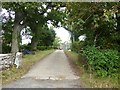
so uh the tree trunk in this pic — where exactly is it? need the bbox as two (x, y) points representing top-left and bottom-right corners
(11, 11), (23, 63)
(11, 24), (19, 54)
(31, 36), (38, 51)
(31, 24), (42, 51)
(11, 23), (19, 64)
(31, 29), (39, 51)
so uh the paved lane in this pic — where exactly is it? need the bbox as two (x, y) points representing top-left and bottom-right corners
(3, 50), (81, 88)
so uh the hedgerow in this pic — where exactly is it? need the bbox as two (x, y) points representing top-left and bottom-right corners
(82, 46), (119, 78)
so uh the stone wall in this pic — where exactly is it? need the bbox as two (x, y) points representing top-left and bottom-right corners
(0, 54), (13, 70)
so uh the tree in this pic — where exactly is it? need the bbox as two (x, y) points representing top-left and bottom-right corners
(2, 2), (41, 55)
(65, 2), (120, 79)
(23, 2), (66, 50)
(2, 18), (13, 53)
(2, 2), (66, 54)
(65, 2), (120, 50)
(53, 36), (62, 49)
(37, 25), (56, 46)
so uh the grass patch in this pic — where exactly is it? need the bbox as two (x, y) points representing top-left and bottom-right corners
(65, 51), (118, 88)
(1, 49), (54, 85)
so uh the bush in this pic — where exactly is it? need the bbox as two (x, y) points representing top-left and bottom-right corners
(71, 41), (83, 53)
(37, 46), (47, 50)
(2, 44), (11, 53)
(82, 46), (119, 77)
(20, 45), (31, 51)
(47, 46), (53, 50)
(37, 46), (53, 50)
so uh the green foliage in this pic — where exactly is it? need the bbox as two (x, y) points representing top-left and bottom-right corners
(2, 2), (65, 53)
(37, 46), (52, 50)
(82, 46), (119, 78)
(37, 25), (56, 46)
(37, 46), (47, 50)
(66, 3), (120, 78)
(71, 41), (84, 53)
(66, 2), (120, 51)
(71, 41), (80, 53)
(20, 44), (31, 51)
(2, 44), (11, 54)
(2, 18), (13, 53)
(52, 36), (61, 49)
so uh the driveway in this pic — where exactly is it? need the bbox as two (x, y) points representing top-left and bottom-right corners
(2, 50), (82, 88)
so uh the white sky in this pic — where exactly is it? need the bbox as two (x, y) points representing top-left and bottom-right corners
(54, 27), (71, 43)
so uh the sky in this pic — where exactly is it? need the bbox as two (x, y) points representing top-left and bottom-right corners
(54, 27), (71, 43)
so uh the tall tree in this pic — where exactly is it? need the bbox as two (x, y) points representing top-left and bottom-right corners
(2, 2), (41, 55)
(38, 25), (56, 46)
(2, 2), (66, 54)
(25, 2), (66, 50)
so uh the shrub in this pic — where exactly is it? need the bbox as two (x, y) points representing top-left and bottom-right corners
(37, 46), (47, 50)
(82, 46), (119, 77)
(20, 45), (31, 51)
(71, 41), (83, 53)
(47, 46), (53, 50)
(2, 44), (11, 53)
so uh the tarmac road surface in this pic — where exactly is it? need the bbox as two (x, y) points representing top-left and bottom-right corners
(2, 50), (82, 88)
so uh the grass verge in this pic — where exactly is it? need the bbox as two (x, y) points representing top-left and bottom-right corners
(1, 49), (54, 85)
(65, 51), (118, 88)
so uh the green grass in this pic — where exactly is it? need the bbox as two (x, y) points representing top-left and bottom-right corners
(1, 49), (54, 85)
(65, 51), (118, 88)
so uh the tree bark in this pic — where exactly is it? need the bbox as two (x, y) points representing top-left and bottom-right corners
(11, 11), (24, 63)
(31, 24), (42, 51)
(31, 29), (39, 51)
(11, 24), (25, 54)
(11, 10), (24, 53)
(31, 36), (38, 51)
(11, 23), (19, 54)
